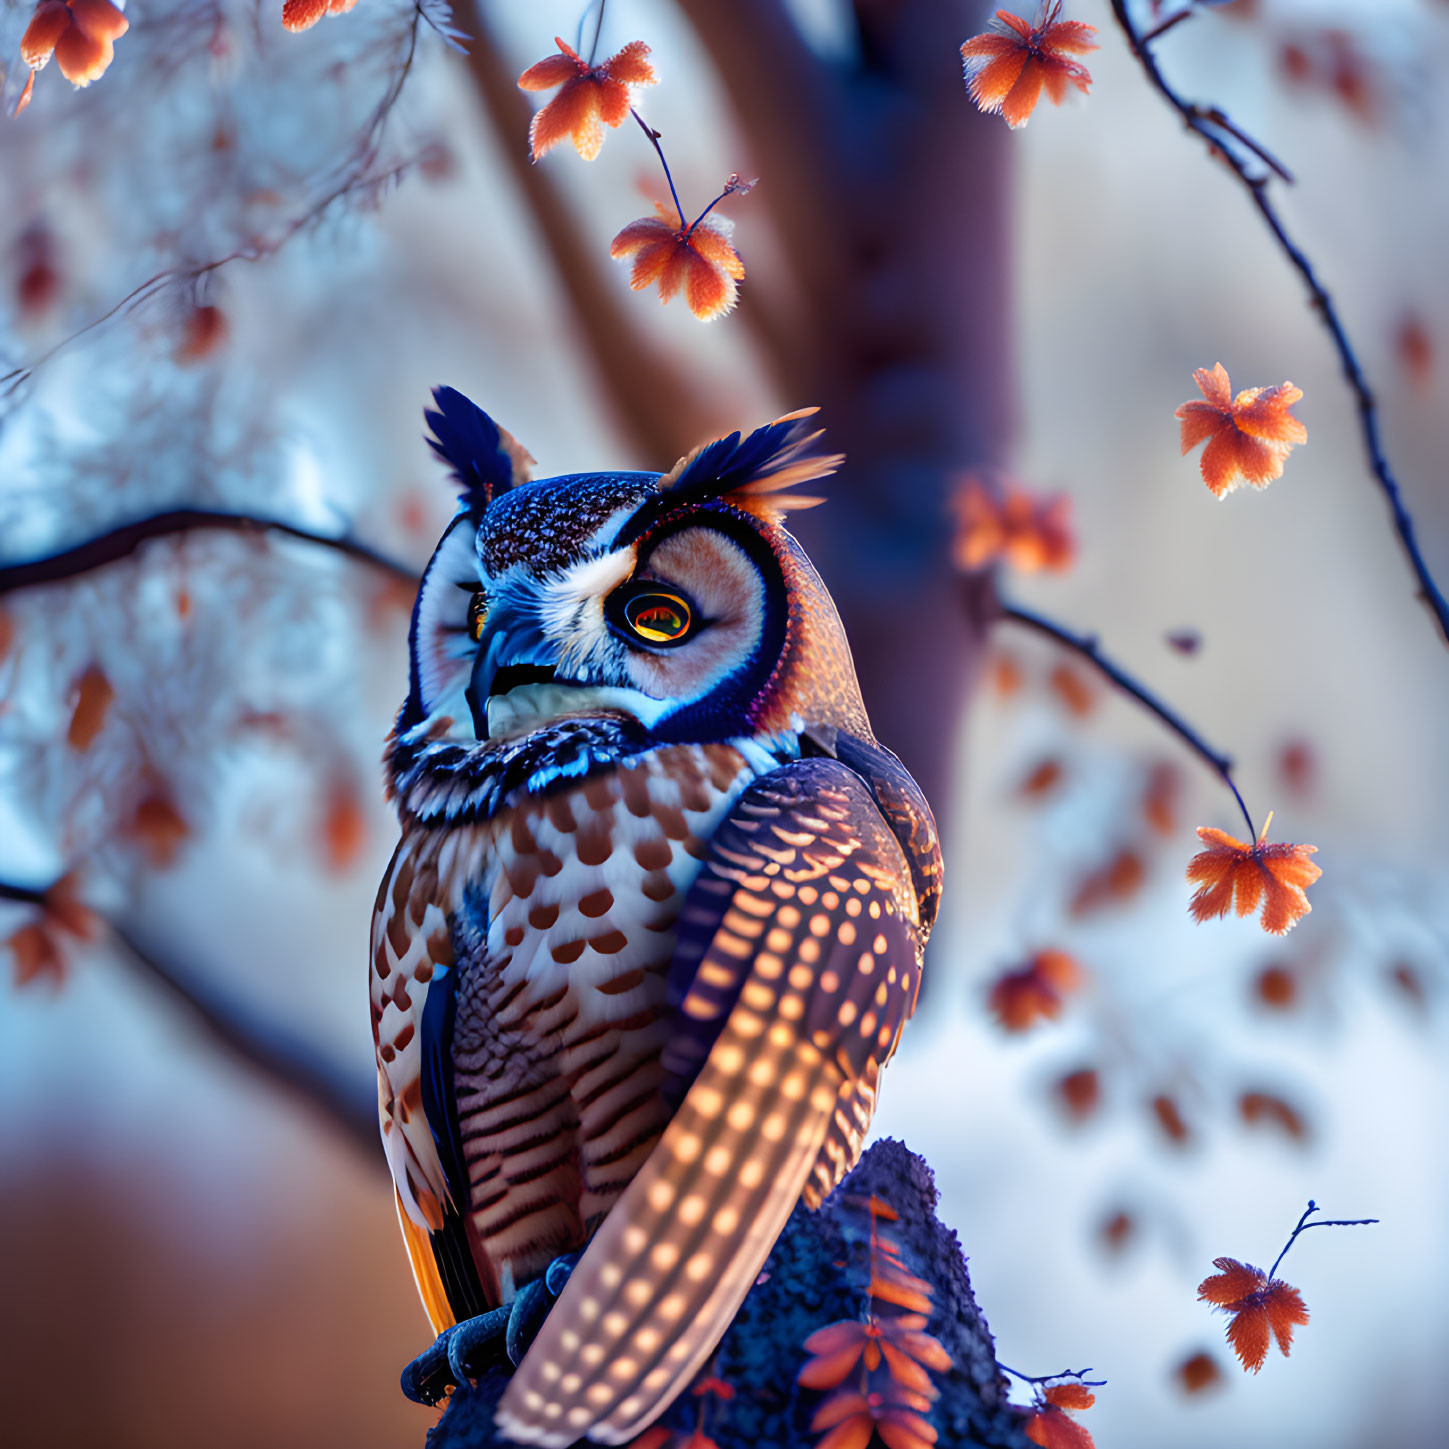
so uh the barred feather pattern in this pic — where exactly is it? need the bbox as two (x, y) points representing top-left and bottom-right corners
(497, 761), (926, 1446)
(372, 741), (762, 1311)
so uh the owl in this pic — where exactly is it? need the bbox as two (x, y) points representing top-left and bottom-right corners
(371, 389), (942, 1447)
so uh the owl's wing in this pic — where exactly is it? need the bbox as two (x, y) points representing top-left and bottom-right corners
(372, 837), (486, 1333)
(497, 758), (928, 1447)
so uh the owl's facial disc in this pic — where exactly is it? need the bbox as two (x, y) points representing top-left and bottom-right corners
(468, 518), (772, 744)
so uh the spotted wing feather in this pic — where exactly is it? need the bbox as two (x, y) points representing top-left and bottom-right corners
(496, 760), (926, 1446)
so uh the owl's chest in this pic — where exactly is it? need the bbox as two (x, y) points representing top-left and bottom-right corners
(450, 740), (758, 1060)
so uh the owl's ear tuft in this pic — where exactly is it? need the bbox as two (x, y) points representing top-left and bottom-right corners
(659, 407), (842, 520)
(425, 387), (536, 512)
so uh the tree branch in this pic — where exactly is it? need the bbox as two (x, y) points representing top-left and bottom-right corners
(998, 600), (1256, 838)
(2, 878), (378, 1152)
(0, 508), (420, 597)
(1109, 0), (1449, 649)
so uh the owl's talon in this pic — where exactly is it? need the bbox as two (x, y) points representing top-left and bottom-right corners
(400, 1305), (511, 1405)
(505, 1278), (554, 1366)
(544, 1250), (582, 1297)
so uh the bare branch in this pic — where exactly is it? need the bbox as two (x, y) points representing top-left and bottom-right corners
(2, 879), (378, 1152)
(999, 600), (1256, 838)
(1110, 0), (1449, 650)
(0, 508), (420, 598)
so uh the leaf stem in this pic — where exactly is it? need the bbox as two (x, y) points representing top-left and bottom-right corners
(1109, 0), (1449, 649)
(629, 107), (686, 230)
(1266, 1200), (1379, 1281)
(998, 600), (1256, 839)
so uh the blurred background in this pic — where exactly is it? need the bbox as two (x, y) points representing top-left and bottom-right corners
(1, 1), (1446, 1446)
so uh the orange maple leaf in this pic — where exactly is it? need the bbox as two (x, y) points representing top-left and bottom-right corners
(66, 663), (114, 751)
(960, 3), (1097, 130)
(610, 201), (745, 322)
(1186, 813), (1321, 935)
(517, 37), (656, 162)
(987, 949), (1083, 1032)
(5, 872), (96, 989)
(1176, 1350), (1222, 1395)
(19, 0), (128, 101)
(951, 476), (1075, 574)
(281, 0), (355, 32)
(1175, 363), (1307, 497)
(1025, 1383), (1096, 1449)
(1198, 1258), (1309, 1373)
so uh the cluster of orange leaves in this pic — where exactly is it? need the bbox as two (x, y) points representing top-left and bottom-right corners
(1197, 1258), (1309, 1374)
(15, 0), (127, 115)
(951, 477), (1075, 574)
(987, 949), (1083, 1033)
(1024, 1381), (1096, 1449)
(515, 38), (745, 321)
(1175, 363), (1308, 498)
(797, 1195), (953, 1449)
(3, 873), (95, 989)
(960, 3), (1097, 130)
(1186, 813), (1321, 936)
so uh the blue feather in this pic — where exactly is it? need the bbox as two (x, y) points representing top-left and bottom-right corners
(424, 386), (527, 512)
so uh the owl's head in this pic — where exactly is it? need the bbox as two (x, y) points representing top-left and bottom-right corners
(392, 388), (870, 778)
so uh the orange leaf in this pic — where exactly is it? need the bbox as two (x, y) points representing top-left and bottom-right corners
(990, 650), (1023, 698)
(518, 38), (656, 162)
(1175, 363), (1307, 497)
(1254, 963), (1298, 1010)
(610, 202), (744, 321)
(1197, 1258), (1309, 1373)
(1055, 1066), (1099, 1122)
(322, 779), (366, 873)
(67, 664), (113, 750)
(1239, 1090), (1308, 1141)
(1016, 757), (1064, 800)
(1069, 847), (1145, 917)
(1142, 761), (1180, 836)
(177, 304), (229, 363)
(1025, 1405), (1095, 1449)
(1098, 1209), (1134, 1254)
(123, 787), (191, 869)
(1186, 815), (1321, 935)
(7, 921), (64, 987)
(281, 0), (356, 35)
(1151, 1092), (1191, 1145)
(0, 608), (14, 663)
(1176, 1351), (1222, 1394)
(1043, 1383), (1094, 1411)
(1048, 663), (1093, 717)
(988, 950), (1084, 1033)
(961, 4), (1097, 130)
(951, 476), (1075, 574)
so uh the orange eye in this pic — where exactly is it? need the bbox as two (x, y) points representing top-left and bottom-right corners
(623, 591), (693, 645)
(468, 591), (489, 642)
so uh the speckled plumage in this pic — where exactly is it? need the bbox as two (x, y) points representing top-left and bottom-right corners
(373, 391), (941, 1446)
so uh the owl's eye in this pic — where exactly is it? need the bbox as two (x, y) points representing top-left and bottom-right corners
(619, 589), (694, 647)
(468, 590), (489, 642)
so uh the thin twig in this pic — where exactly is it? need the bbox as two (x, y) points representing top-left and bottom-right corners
(0, 508), (419, 597)
(1000, 1364), (1108, 1389)
(1, 877), (378, 1152)
(999, 600), (1256, 838)
(1267, 1200), (1379, 1281)
(1110, 0), (1449, 649)
(1139, 7), (1193, 45)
